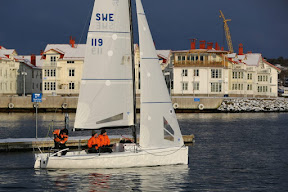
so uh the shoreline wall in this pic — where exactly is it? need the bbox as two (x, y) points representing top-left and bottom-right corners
(0, 96), (223, 112)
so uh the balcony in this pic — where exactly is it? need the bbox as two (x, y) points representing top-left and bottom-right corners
(42, 61), (58, 67)
(174, 60), (227, 68)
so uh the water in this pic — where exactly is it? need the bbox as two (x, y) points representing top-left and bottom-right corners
(0, 113), (288, 191)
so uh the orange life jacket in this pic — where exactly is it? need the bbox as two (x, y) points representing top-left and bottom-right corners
(53, 129), (60, 136)
(98, 134), (110, 147)
(88, 136), (100, 149)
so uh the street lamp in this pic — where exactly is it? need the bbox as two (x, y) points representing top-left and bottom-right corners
(21, 72), (27, 96)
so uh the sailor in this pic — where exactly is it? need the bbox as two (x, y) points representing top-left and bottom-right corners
(98, 129), (112, 153)
(53, 128), (69, 150)
(87, 131), (100, 153)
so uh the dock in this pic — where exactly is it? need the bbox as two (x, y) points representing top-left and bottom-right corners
(0, 135), (195, 152)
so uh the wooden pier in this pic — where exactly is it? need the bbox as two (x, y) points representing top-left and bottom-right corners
(0, 135), (195, 152)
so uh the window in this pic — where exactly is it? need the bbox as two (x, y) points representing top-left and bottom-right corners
(44, 69), (56, 77)
(32, 83), (34, 89)
(40, 83), (42, 91)
(233, 72), (237, 79)
(69, 69), (75, 77)
(69, 82), (75, 90)
(257, 86), (268, 92)
(44, 82), (56, 91)
(182, 82), (188, 91)
(194, 69), (199, 77)
(247, 84), (252, 90)
(182, 69), (188, 77)
(211, 83), (222, 92)
(67, 61), (75, 64)
(232, 84), (244, 90)
(51, 56), (56, 62)
(247, 73), (252, 80)
(200, 55), (204, 61)
(193, 82), (199, 90)
(211, 69), (222, 78)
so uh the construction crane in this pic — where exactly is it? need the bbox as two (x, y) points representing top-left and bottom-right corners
(219, 10), (234, 53)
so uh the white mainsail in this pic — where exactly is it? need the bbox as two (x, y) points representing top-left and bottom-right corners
(136, 0), (184, 148)
(74, 0), (134, 130)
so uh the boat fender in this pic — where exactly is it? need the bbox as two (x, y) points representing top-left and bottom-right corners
(198, 104), (204, 110)
(173, 103), (179, 109)
(62, 103), (68, 109)
(8, 103), (14, 109)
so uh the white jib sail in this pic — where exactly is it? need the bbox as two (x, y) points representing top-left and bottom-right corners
(136, 0), (184, 148)
(74, 0), (134, 130)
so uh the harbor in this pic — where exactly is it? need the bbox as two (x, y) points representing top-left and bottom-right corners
(1, 0), (288, 190)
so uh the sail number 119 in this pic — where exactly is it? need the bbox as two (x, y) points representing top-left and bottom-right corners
(92, 38), (103, 47)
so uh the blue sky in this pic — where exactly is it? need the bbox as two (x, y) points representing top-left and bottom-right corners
(0, 0), (287, 58)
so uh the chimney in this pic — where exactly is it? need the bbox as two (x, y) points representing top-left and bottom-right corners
(238, 43), (244, 55)
(199, 40), (206, 49)
(215, 42), (220, 50)
(31, 54), (36, 66)
(190, 39), (196, 49)
(69, 36), (75, 48)
(40, 50), (44, 55)
(207, 42), (213, 50)
(221, 47), (224, 51)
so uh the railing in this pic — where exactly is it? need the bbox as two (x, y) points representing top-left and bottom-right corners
(42, 61), (57, 67)
(174, 61), (227, 68)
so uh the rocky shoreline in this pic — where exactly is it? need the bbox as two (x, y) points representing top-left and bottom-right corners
(218, 98), (288, 112)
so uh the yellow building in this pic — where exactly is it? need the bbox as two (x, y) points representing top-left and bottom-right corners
(41, 39), (85, 96)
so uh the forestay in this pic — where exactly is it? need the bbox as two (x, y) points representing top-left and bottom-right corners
(136, 0), (184, 148)
(74, 0), (134, 130)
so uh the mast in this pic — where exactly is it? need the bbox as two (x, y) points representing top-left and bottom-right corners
(129, 0), (137, 144)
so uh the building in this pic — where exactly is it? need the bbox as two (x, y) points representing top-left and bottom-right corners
(41, 37), (85, 96)
(172, 41), (280, 97)
(0, 46), (42, 96)
(173, 40), (230, 96)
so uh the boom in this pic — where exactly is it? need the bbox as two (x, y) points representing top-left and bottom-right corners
(219, 10), (234, 53)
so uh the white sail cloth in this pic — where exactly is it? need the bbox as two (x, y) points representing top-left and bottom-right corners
(74, 0), (134, 130)
(136, 0), (184, 148)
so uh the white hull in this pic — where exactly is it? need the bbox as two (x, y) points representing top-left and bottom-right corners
(34, 146), (188, 169)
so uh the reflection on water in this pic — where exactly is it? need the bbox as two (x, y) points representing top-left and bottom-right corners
(33, 165), (189, 191)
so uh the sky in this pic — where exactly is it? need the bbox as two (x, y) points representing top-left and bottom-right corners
(0, 0), (287, 58)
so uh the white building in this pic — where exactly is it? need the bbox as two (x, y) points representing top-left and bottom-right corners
(0, 46), (42, 95)
(172, 42), (280, 97)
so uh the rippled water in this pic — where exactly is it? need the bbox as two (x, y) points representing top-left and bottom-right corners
(0, 113), (288, 191)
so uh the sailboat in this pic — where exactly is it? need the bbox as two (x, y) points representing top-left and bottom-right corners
(34, 0), (188, 169)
